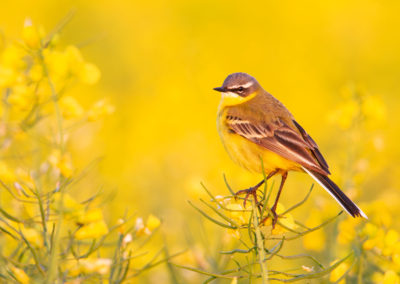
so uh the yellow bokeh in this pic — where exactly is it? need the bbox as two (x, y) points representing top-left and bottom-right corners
(1, 1), (400, 282)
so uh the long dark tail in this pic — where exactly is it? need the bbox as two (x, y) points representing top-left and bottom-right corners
(302, 167), (367, 219)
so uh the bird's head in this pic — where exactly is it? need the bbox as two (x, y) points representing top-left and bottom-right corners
(214, 73), (261, 106)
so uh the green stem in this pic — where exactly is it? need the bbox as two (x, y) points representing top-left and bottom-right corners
(252, 199), (268, 284)
(37, 49), (64, 153)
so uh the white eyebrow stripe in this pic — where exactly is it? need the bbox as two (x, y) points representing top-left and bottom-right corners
(241, 81), (254, 88)
(227, 81), (254, 90)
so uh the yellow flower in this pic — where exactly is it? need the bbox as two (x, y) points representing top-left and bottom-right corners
(362, 223), (378, 238)
(259, 203), (297, 235)
(52, 192), (83, 214)
(15, 168), (35, 189)
(0, 66), (17, 87)
(385, 230), (399, 248)
(146, 214), (161, 231)
(372, 272), (385, 283)
(78, 62), (101, 85)
(59, 96), (84, 119)
(382, 230), (400, 256)
(62, 257), (80, 277)
(64, 45), (84, 72)
(271, 204), (296, 235)
(77, 208), (104, 225)
(362, 95), (386, 126)
(48, 150), (74, 177)
(10, 266), (30, 284)
(303, 210), (326, 252)
(43, 44), (101, 87)
(8, 84), (35, 111)
(75, 220), (108, 240)
(337, 218), (361, 245)
(44, 49), (69, 80)
(225, 201), (252, 226)
(19, 225), (42, 248)
(393, 254), (400, 268)
(117, 218), (126, 234)
(1, 44), (26, 70)
(22, 18), (42, 49)
(329, 261), (349, 284)
(365, 228), (385, 252)
(79, 258), (112, 275)
(226, 229), (241, 240)
(367, 201), (392, 228)
(363, 238), (376, 251)
(329, 100), (359, 129)
(0, 161), (16, 182)
(28, 64), (43, 82)
(135, 217), (151, 236)
(383, 270), (400, 284)
(87, 98), (115, 121)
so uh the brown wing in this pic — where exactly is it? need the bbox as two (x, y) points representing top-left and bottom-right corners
(225, 115), (330, 175)
(292, 120), (330, 174)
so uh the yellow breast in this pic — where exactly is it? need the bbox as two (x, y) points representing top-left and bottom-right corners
(217, 109), (301, 174)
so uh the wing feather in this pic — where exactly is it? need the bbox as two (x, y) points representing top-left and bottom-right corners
(225, 116), (329, 175)
(292, 120), (330, 174)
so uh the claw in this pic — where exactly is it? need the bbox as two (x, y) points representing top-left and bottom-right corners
(260, 207), (279, 229)
(235, 186), (259, 208)
(270, 209), (278, 229)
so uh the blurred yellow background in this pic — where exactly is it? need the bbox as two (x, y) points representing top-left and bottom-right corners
(1, 0), (399, 282)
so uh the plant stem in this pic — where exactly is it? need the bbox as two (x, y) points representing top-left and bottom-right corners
(252, 199), (268, 284)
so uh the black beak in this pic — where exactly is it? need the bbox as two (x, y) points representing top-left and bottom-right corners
(213, 86), (226, 92)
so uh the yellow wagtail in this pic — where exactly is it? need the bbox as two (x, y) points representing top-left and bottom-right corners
(214, 72), (367, 221)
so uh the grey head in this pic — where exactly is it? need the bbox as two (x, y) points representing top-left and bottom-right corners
(213, 72), (261, 97)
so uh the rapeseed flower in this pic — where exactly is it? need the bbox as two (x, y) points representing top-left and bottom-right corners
(135, 215), (161, 236)
(146, 214), (161, 231)
(8, 84), (35, 111)
(22, 18), (43, 49)
(10, 266), (30, 284)
(19, 225), (42, 248)
(48, 150), (74, 177)
(329, 260), (349, 284)
(52, 192), (83, 214)
(75, 220), (108, 240)
(0, 161), (16, 182)
(77, 208), (104, 225)
(303, 209), (326, 252)
(262, 203), (297, 235)
(59, 96), (84, 119)
(79, 258), (112, 275)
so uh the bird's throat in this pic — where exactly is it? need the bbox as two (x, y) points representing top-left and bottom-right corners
(218, 92), (257, 108)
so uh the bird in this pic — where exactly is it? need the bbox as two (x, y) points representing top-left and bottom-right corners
(214, 72), (367, 223)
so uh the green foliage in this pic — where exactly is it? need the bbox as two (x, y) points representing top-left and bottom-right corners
(0, 17), (172, 283)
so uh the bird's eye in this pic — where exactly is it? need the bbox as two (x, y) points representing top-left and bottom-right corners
(238, 87), (244, 92)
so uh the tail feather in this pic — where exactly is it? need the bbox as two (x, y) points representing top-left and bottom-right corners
(302, 167), (367, 219)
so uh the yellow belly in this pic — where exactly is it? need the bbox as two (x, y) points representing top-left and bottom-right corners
(218, 117), (301, 174)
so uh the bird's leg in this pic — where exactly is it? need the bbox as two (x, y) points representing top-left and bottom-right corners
(270, 172), (288, 228)
(235, 170), (278, 208)
(235, 179), (264, 208)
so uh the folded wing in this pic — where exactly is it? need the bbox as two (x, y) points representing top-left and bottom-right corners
(225, 115), (330, 175)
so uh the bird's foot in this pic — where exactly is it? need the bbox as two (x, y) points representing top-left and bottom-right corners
(260, 206), (279, 229)
(235, 185), (262, 208)
(270, 209), (278, 229)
